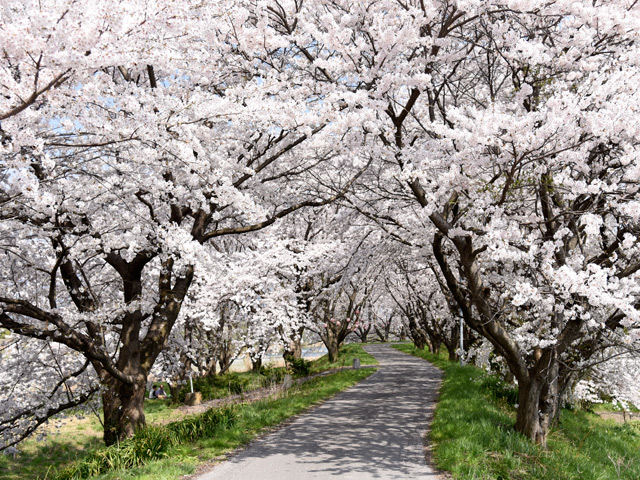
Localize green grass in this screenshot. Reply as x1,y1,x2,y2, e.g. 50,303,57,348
1,369,373,480
310,343,378,373
143,399,179,424
0,399,183,480
52,407,238,480
0,419,104,480
592,402,640,414
172,369,287,404
393,344,640,480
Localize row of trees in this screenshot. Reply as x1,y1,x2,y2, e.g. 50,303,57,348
2,0,640,449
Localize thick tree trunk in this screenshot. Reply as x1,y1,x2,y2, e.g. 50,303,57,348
102,374,147,446
413,336,427,350
99,260,193,446
514,361,561,447
514,379,547,445
430,338,441,355
251,356,262,373
321,326,341,363
217,341,235,375
374,325,389,342
283,337,302,360
327,341,339,363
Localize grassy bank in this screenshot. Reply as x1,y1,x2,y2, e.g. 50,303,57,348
393,344,640,480
310,343,378,373
1,362,373,480
173,369,286,403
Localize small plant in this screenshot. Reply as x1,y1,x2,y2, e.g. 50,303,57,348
53,429,172,480
259,365,285,383
479,374,519,406
226,375,246,394
287,357,311,377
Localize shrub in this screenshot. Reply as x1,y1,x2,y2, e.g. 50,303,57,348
479,374,519,406
287,358,311,377
53,427,174,479
259,365,285,383
176,375,238,402
174,368,292,404
226,374,246,394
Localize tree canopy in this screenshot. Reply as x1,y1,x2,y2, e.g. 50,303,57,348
2,0,640,448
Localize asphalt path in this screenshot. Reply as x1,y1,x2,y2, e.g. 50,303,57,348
197,343,444,480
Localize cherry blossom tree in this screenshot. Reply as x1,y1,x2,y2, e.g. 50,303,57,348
572,351,640,413
3,0,640,451
352,312,373,343
258,0,640,444
0,333,100,450
307,233,385,361
0,0,364,447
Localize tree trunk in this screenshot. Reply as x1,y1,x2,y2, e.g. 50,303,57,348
166,382,178,401
374,325,389,342
327,341,339,363
447,347,458,362
515,379,547,446
398,327,407,341
514,358,561,447
408,316,427,350
283,337,302,360
218,343,235,375
251,356,262,373
321,325,341,363
413,336,426,350
203,355,218,377
102,375,147,446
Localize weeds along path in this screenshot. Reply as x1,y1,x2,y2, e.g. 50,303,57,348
196,344,444,480
177,366,376,417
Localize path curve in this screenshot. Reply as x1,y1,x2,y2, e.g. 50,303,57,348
196,344,444,480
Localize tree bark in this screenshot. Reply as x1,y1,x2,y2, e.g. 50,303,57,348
447,347,457,362
408,316,427,350
374,324,390,342
327,341,339,363
218,356,233,375
283,336,303,361
102,374,147,446
321,322,342,363
356,326,371,343
413,336,427,350
251,356,262,373
514,378,548,445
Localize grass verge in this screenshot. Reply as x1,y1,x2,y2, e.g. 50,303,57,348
310,343,378,373
173,369,287,404
393,344,640,480
1,368,373,480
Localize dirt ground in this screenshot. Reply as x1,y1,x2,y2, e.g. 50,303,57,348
595,411,640,424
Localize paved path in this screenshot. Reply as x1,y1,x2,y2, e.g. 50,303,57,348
196,344,444,480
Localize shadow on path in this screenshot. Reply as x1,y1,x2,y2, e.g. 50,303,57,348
198,344,443,480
